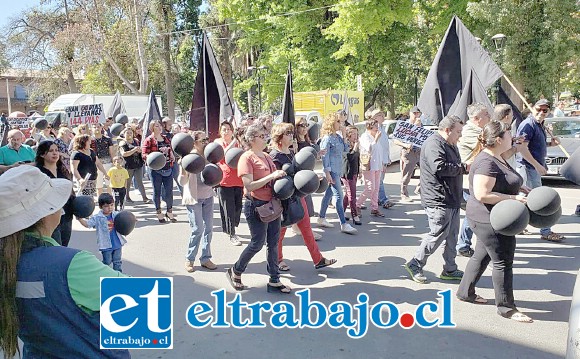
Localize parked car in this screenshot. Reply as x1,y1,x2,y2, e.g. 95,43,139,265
543,117,580,178
354,120,402,163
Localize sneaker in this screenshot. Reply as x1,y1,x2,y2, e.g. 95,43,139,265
575,205,580,216
401,195,412,202
440,269,464,280
317,217,334,228
230,235,242,246
201,260,218,270
353,216,362,225
312,231,322,240
458,248,474,257
404,263,427,283
340,223,357,234
359,204,367,210
291,224,302,236
185,260,195,273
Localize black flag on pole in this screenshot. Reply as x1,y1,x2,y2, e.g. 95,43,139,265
497,85,524,129
107,90,127,119
447,69,494,122
281,62,295,125
418,16,503,124
189,32,233,141
141,89,163,144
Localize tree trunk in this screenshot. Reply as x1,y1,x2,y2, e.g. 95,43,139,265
66,68,78,93
133,0,148,93
161,0,175,119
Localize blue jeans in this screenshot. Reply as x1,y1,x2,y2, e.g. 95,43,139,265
149,168,174,211
101,248,123,272
185,197,214,264
410,207,459,273
378,170,390,204
171,162,183,196
522,166,551,236
234,199,281,281
457,191,473,251
319,171,346,224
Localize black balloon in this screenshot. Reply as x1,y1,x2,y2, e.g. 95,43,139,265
308,121,320,142
182,153,205,174
561,147,580,185
529,207,562,228
147,152,167,171
72,196,96,218
282,162,295,176
204,142,225,164
110,123,124,137
116,114,129,125
225,147,244,169
293,149,316,171
316,175,328,193
273,176,295,200
490,199,530,236
114,211,137,236
526,186,561,216
293,170,319,195
33,118,48,130
301,145,318,157
171,133,194,158
200,163,223,187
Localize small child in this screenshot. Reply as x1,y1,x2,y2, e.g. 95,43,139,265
107,156,129,211
77,193,127,272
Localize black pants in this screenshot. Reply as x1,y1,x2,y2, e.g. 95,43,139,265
457,219,517,317
217,186,243,236
113,187,127,211
52,214,73,247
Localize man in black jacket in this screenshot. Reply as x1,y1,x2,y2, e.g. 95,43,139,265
404,115,467,283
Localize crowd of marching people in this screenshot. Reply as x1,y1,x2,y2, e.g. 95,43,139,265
0,97,575,357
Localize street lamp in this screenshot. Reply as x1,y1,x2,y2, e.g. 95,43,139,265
248,65,268,113
491,33,507,104
413,67,420,106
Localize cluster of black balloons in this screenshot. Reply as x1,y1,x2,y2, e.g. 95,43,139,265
490,186,562,236
272,147,328,200
72,196,136,235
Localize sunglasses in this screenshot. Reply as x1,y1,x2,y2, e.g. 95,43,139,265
254,134,266,139
284,131,294,136
198,138,209,143
536,108,549,113
297,123,308,128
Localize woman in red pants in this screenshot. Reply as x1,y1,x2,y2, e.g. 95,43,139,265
269,123,337,272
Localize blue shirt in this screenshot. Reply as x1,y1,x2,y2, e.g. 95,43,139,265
105,214,122,251
516,116,547,169
320,134,349,176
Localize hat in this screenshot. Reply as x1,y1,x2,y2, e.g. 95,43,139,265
0,166,72,238
369,109,385,118
411,106,421,113
534,99,550,107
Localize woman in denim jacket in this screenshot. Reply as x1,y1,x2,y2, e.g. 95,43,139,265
318,113,357,234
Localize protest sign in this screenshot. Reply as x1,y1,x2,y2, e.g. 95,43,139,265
392,121,434,149
7,117,30,130
65,104,105,126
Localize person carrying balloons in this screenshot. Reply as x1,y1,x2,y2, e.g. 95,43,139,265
141,121,177,223
227,123,291,293
269,123,337,272
180,131,218,273
77,193,128,273
214,121,244,246
456,121,533,323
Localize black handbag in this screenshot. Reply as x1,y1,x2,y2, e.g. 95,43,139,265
281,194,305,227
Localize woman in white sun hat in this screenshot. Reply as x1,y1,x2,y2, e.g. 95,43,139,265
0,166,129,358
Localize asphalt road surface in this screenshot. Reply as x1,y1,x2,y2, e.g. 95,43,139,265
7,167,580,358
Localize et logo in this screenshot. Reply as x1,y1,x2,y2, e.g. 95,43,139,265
100,277,173,349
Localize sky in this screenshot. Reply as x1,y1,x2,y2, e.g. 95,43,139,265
0,0,41,29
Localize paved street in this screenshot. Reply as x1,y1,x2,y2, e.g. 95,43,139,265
35,168,580,358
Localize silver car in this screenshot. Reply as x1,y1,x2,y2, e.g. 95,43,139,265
543,117,580,178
